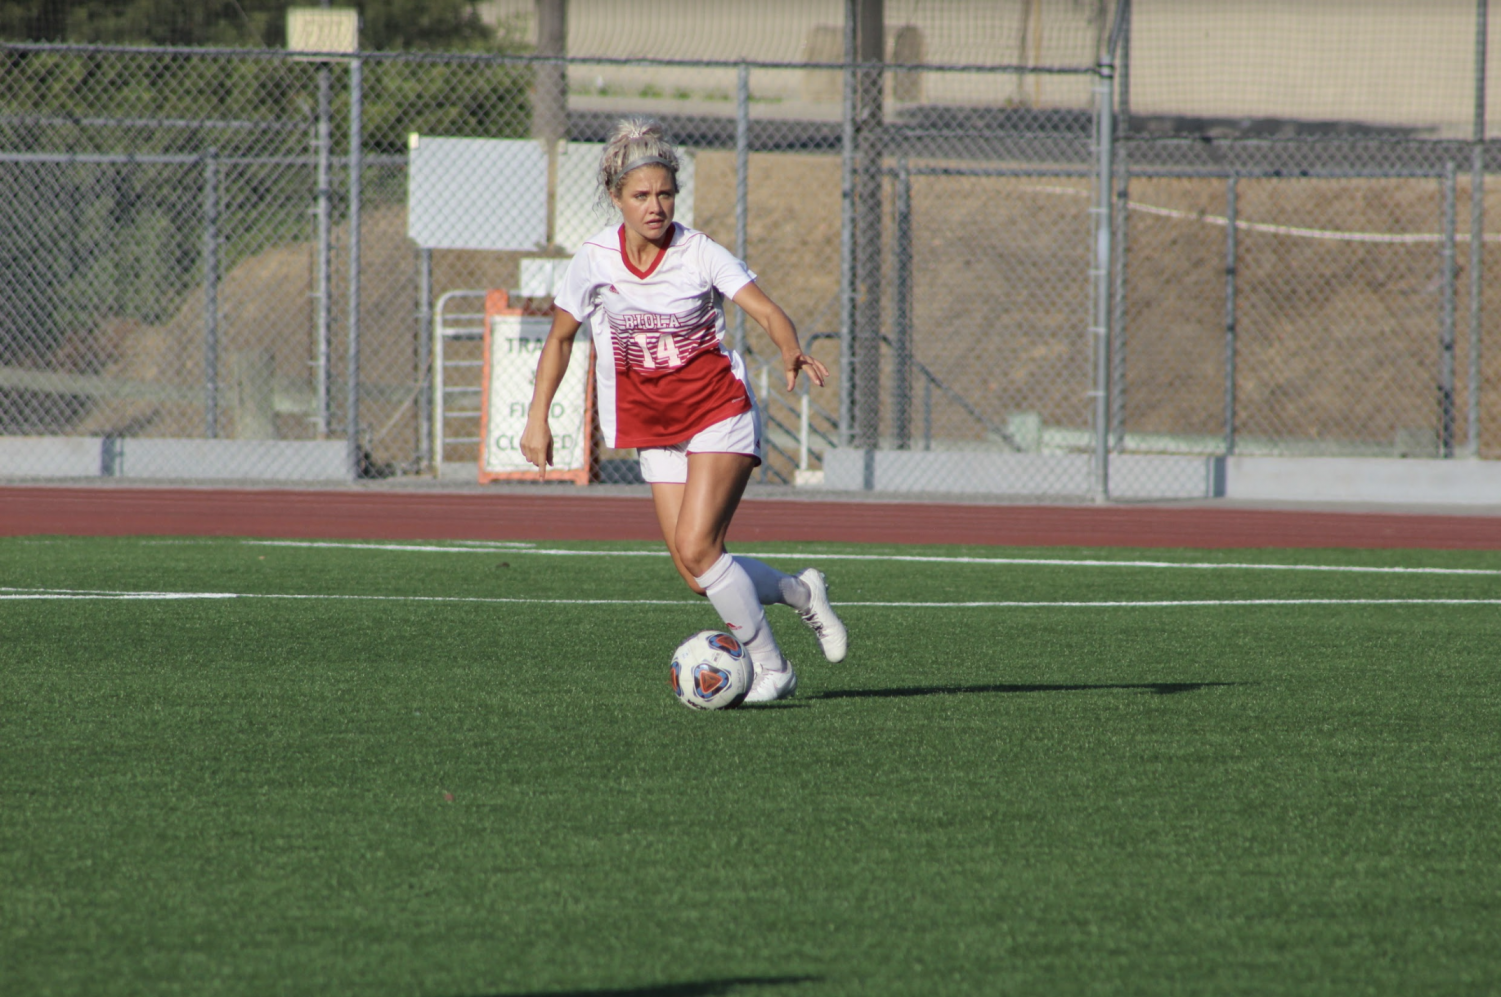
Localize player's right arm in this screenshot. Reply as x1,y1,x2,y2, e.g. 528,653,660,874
520,307,583,476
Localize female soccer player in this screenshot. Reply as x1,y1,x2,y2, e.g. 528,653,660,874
519,118,846,703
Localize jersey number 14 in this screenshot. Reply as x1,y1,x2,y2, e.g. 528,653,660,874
633,331,684,371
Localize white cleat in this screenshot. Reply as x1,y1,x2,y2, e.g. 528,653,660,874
797,568,848,663
744,658,798,704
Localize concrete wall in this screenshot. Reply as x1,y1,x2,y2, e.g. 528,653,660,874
0,438,350,481
819,449,1501,505
822,449,1216,499
482,1,1497,135
1131,0,1498,137
483,0,1105,110
1223,456,1501,505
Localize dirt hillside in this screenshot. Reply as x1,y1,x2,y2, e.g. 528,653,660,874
72,152,1501,468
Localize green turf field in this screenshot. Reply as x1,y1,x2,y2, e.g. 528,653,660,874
3,535,1499,996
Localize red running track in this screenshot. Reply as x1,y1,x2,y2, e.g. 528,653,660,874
4,486,1501,549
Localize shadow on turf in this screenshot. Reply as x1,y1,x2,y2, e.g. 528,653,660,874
812,681,1243,700
477,975,819,997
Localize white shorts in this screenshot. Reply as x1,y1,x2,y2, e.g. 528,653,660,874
637,407,762,484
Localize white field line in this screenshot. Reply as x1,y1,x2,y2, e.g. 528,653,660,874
242,540,1501,578
1032,184,1501,244
2,587,1499,609
448,540,541,548
0,586,684,605
847,599,1501,608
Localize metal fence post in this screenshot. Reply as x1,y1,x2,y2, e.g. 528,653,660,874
1224,173,1239,457
535,0,567,249
838,0,857,449
853,0,884,453
203,146,219,439
892,158,912,449
315,60,332,438
1110,0,1132,453
1468,0,1488,457
346,57,363,478
1089,54,1115,502
922,378,932,451
735,60,749,358
417,246,432,470
1442,160,1458,459
799,380,810,472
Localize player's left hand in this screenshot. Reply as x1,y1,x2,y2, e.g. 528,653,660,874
783,350,829,391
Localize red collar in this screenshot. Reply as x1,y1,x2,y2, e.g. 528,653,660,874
618,223,671,279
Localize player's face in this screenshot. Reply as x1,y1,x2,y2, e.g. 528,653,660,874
613,166,676,244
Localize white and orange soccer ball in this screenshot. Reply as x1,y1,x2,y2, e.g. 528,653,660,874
670,630,753,710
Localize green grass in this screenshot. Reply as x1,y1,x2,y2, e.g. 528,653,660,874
2,536,1499,996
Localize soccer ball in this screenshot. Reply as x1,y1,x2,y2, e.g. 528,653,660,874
670,630,753,710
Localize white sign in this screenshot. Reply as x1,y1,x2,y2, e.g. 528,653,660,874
408,136,548,251
286,7,358,53
407,136,694,253
480,311,591,482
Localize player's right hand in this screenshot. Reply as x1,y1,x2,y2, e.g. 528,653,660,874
519,418,554,477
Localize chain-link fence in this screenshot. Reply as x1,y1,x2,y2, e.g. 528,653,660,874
2,1,1497,500
1107,0,1501,503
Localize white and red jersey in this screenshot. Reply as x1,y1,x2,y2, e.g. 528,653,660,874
553,222,756,449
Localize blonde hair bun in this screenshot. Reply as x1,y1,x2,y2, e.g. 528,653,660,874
599,117,680,200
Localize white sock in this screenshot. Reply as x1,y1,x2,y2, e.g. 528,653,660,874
695,553,785,670
733,555,812,611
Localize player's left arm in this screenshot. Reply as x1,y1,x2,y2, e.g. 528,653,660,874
731,282,829,392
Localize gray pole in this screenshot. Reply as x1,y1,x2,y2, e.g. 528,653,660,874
1468,0,1488,456
1110,0,1131,452
203,146,219,439
347,58,363,478
1089,54,1115,502
315,61,332,437
1224,174,1239,457
534,0,567,250
853,0,884,452
734,61,749,357
838,0,857,448
1442,161,1458,459
892,159,912,449
417,247,433,471
922,377,932,451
